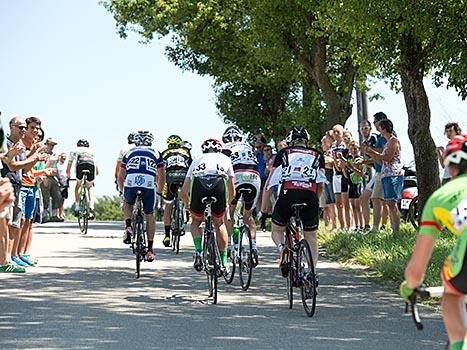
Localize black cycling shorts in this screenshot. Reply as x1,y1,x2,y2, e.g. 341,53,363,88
163,171,187,201
189,176,227,218
348,183,362,199
231,183,258,211
272,189,319,231
442,248,467,295
76,163,95,182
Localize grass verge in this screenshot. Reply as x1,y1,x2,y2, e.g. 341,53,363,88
318,222,455,287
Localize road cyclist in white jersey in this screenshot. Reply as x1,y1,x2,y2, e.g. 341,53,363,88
66,139,99,218
180,138,235,272
221,126,261,265
117,131,165,263
114,132,136,187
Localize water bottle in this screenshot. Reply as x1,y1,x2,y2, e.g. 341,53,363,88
233,226,240,244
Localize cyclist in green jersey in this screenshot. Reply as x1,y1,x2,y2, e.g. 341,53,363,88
400,135,467,350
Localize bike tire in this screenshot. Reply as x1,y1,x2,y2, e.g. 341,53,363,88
78,196,88,234
298,239,317,317
238,225,253,291
408,196,420,230
287,263,293,309
135,222,144,279
210,238,218,304
224,244,236,284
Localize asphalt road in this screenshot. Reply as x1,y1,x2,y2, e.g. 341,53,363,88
0,221,446,349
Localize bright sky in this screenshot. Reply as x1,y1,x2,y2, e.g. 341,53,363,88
1,0,466,201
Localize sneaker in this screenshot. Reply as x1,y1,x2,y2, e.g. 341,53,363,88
0,263,25,273
23,254,38,264
193,252,203,272
11,256,28,267
19,255,35,266
162,235,171,247
123,226,133,244
278,246,289,278
251,248,259,268
145,249,155,262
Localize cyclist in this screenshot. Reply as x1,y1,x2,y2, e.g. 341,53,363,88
161,135,192,247
221,126,261,264
114,132,136,185
66,139,99,219
180,138,235,272
118,131,165,262
266,126,326,277
400,134,467,350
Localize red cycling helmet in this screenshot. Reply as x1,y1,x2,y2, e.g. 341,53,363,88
201,138,223,153
443,134,467,167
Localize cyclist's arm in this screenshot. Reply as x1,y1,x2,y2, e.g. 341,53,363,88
117,167,125,192
180,176,190,207
156,166,165,194
114,161,121,180
95,164,99,176
227,176,235,204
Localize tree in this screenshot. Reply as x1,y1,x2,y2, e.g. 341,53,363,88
328,0,467,208
94,195,124,221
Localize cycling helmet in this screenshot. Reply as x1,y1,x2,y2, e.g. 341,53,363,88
127,132,136,145
134,130,154,147
77,139,89,147
201,138,223,153
286,126,310,144
180,140,192,151
166,134,182,148
443,134,467,167
222,126,243,143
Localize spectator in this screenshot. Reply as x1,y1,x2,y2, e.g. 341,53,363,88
56,153,68,220
320,133,337,230
359,120,378,230
343,130,354,147
365,119,404,237
40,137,63,222
438,122,463,184
258,144,275,230
255,140,266,214
331,124,351,230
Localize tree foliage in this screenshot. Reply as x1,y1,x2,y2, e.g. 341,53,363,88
94,195,124,221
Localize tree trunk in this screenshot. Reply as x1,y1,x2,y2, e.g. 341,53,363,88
399,34,440,211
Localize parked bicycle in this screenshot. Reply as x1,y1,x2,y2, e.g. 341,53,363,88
283,203,317,317
224,188,254,291
201,196,222,304
170,183,186,254
131,190,147,279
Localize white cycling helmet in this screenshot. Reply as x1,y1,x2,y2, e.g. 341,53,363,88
201,138,223,153
222,126,243,143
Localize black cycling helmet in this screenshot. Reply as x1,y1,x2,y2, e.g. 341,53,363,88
77,139,89,147
286,126,310,144
180,140,192,151
127,132,136,145
166,134,182,148
201,138,223,153
222,126,243,143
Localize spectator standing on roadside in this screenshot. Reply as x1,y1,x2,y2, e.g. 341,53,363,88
438,122,463,185
40,137,63,222
56,153,68,220
331,124,351,230
359,120,378,230
255,140,266,215
365,119,404,237
320,132,337,230
258,144,274,230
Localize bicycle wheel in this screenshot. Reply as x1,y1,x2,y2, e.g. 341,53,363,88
238,225,253,291
408,196,420,229
287,259,294,309
299,239,317,317
205,235,218,304
223,244,236,284
78,194,88,235
135,219,144,279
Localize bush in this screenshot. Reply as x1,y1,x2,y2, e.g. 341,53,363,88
94,195,124,221
318,223,455,287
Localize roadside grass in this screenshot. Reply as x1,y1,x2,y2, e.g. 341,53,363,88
318,222,456,287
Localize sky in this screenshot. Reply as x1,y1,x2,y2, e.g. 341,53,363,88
1,0,466,202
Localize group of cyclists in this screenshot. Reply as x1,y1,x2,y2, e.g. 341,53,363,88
107,124,465,349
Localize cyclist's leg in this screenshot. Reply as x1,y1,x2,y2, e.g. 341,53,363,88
188,178,205,269
141,188,156,259
301,191,320,268
122,187,136,244
441,291,466,349
162,201,173,246
74,180,82,213
211,179,229,267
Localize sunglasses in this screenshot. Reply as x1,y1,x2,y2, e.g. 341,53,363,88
360,127,370,130
12,125,27,130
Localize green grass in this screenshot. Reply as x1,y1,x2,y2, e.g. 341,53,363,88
318,222,456,287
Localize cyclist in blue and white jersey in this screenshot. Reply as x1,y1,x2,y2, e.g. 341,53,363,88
222,126,261,264
117,131,165,262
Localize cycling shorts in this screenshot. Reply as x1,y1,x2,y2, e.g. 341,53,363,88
76,162,95,182
272,189,319,231
163,170,187,201
333,174,348,194
189,176,227,218
124,187,155,215
441,234,467,295
231,170,261,211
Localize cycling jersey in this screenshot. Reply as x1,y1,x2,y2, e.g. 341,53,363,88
273,145,326,192
186,153,234,179
419,174,467,294
162,147,192,172
69,147,95,166
222,142,257,171
121,146,164,189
